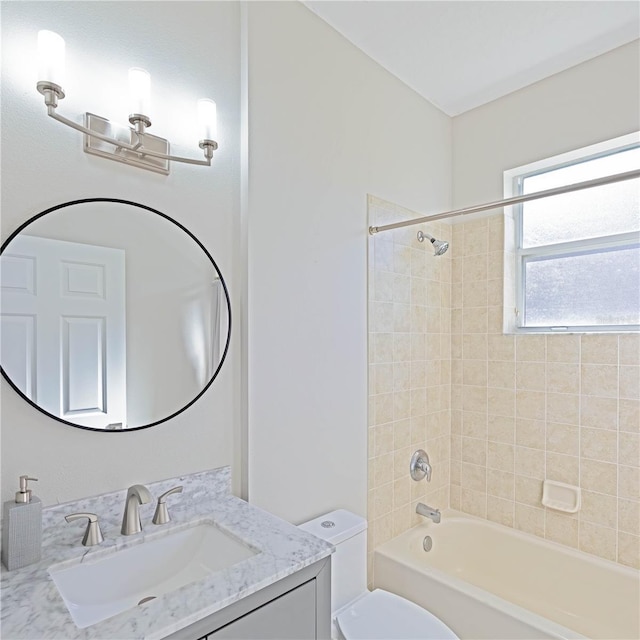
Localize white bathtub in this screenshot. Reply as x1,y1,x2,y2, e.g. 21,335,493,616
374,510,639,640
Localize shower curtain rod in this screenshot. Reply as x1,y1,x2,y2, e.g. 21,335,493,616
368,168,640,235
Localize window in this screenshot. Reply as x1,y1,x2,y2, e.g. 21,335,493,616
504,134,640,332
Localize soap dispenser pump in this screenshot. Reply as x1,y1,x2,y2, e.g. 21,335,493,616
2,475,42,570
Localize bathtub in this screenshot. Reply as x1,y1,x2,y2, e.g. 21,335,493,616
373,510,639,640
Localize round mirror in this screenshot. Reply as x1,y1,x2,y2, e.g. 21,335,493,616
0,198,231,432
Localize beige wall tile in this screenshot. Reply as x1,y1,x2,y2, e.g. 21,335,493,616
487,279,503,307
516,362,546,391
463,223,488,256
617,532,640,569
516,419,545,450
619,334,640,366
546,363,580,394
450,486,461,510
581,427,618,463
393,244,412,276
488,415,515,443
463,360,488,386
372,483,394,520
618,498,640,534
580,395,618,430
581,364,618,398
619,432,640,467
580,490,618,529
393,362,411,391
516,335,546,362
487,469,515,500
581,334,618,365
545,511,579,548
394,420,412,450
373,333,394,364
461,462,487,492
488,360,515,389
547,393,579,425
488,388,516,418
487,441,515,473
488,335,515,361
372,453,394,488
371,301,394,332
461,488,487,518
393,333,411,362
619,399,640,433
546,335,580,363
545,452,579,485
579,521,616,561
515,503,545,537
487,495,514,527
580,459,617,496
461,436,487,466
373,424,394,457
463,254,488,282
462,385,488,412
515,446,545,479
393,274,412,303
463,334,488,360
546,423,579,456
463,280,488,307
619,366,640,400
515,475,542,507
393,391,411,420
619,465,640,500
516,390,546,420
374,393,394,425
393,478,410,510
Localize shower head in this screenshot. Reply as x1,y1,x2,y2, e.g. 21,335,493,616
417,231,449,256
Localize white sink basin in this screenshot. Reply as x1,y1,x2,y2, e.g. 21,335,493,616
49,522,259,629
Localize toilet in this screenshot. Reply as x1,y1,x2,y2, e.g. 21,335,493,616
298,510,458,640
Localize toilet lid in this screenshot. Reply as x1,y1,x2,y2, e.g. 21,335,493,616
335,589,459,640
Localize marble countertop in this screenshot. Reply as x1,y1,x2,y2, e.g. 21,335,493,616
0,467,333,640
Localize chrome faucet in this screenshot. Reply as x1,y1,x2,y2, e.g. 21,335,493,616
416,502,441,523
121,484,152,535
410,449,433,482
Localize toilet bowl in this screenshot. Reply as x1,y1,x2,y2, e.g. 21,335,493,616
298,510,458,640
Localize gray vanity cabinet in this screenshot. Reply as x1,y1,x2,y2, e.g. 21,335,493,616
163,558,331,640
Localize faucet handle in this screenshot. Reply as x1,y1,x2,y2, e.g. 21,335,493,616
152,485,183,525
410,449,433,482
65,512,104,546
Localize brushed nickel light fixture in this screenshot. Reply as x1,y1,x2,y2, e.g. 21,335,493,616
35,30,218,175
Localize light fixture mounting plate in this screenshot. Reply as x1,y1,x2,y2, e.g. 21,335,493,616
83,113,170,175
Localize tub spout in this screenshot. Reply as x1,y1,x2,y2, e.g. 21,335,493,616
416,502,441,524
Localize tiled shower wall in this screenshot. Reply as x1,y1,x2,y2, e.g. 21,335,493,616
450,213,640,569
367,196,451,581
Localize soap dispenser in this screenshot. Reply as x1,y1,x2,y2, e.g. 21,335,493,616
1,476,42,570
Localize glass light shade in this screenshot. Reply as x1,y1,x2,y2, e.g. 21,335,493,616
37,30,65,87
197,99,217,141
128,68,151,116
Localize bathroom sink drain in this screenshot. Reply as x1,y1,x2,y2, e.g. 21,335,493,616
138,596,157,606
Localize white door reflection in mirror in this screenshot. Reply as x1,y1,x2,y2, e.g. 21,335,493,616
1,235,126,429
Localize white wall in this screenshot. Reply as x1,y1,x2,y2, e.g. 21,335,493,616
1,1,241,505
246,2,452,523
452,40,640,208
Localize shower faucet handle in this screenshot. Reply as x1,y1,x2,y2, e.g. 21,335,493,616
410,449,432,482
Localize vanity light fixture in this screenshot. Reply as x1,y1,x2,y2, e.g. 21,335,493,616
36,30,218,175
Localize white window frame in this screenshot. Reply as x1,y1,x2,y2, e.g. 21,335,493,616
504,132,640,334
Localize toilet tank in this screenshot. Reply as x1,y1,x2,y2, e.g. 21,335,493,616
298,509,367,613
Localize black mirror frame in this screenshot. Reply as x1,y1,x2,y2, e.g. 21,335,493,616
0,197,232,433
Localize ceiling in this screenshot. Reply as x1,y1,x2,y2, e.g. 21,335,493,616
302,1,640,116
